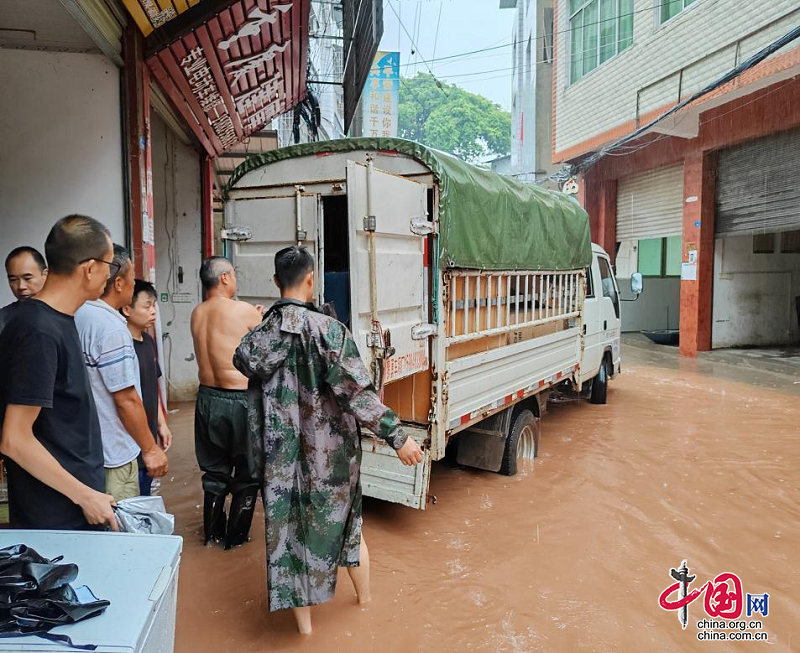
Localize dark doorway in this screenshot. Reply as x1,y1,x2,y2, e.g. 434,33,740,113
322,195,350,327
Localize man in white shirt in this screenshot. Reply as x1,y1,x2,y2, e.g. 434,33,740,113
75,245,168,500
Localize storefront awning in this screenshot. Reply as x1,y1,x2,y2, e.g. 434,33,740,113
123,0,309,157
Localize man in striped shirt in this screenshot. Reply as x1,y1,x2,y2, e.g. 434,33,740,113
75,245,168,501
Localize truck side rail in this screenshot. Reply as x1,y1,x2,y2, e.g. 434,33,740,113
445,327,581,433
445,269,585,345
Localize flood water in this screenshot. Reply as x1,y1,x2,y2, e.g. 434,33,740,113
162,350,800,652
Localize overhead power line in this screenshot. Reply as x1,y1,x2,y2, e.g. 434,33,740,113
430,34,638,83
387,0,447,96
395,0,698,71
431,1,443,65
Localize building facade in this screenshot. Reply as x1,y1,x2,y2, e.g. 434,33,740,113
501,0,557,184
552,0,800,356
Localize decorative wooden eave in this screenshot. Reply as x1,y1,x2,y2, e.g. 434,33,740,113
122,0,309,157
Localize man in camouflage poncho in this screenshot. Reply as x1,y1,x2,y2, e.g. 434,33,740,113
233,246,423,634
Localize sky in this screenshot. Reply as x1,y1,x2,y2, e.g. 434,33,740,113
379,0,516,111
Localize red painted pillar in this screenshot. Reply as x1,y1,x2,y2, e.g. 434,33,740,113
578,172,598,236
679,149,716,357
122,22,155,281
201,156,214,258
578,173,617,262
597,180,617,263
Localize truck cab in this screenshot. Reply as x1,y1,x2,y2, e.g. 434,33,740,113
580,244,623,404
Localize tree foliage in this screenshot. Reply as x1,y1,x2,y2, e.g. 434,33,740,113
398,73,510,163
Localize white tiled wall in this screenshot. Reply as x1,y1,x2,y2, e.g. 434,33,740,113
554,0,800,155
0,49,125,307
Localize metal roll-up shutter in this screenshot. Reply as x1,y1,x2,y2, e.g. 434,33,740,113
716,128,800,236
616,164,684,241
59,0,125,65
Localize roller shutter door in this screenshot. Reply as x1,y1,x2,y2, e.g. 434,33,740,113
716,128,800,236
616,164,684,241
59,0,124,64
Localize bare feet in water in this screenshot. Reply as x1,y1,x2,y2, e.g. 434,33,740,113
292,607,312,635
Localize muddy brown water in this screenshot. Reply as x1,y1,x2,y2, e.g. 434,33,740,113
161,354,799,652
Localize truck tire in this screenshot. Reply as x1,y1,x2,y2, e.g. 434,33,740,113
499,409,538,476
590,357,609,405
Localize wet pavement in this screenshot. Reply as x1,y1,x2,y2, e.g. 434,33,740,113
161,345,800,652
625,333,800,396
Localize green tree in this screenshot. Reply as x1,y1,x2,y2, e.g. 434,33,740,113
398,73,510,162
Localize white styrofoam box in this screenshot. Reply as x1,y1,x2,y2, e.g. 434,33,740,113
0,531,182,653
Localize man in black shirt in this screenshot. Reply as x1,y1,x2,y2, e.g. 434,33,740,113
0,215,118,530
0,246,48,338
121,279,173,495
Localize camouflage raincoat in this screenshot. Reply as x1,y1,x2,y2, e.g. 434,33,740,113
233,301,407,611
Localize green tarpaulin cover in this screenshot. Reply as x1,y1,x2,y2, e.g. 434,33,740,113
224,137,592,271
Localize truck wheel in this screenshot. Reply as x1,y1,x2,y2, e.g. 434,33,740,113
499,410,539,476
590,358,609,405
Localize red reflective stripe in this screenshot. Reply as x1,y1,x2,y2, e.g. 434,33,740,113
504,394,513,405
460,414,471,425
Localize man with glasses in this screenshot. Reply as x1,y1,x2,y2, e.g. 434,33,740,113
75,245,168,501
0,215,119,530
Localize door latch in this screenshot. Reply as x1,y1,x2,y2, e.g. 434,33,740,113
367,329,395,358
363,215,376,232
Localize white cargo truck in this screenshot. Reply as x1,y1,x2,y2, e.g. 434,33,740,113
222,138,640,510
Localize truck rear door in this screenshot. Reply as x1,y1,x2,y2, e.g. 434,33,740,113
345,160,429,384
346,160,432,510
224,192,321,305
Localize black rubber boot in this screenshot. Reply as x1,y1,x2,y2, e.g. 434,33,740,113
224,487,258,550
203,492,227,545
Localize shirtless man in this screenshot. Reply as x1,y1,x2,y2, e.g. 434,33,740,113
190,256,263,548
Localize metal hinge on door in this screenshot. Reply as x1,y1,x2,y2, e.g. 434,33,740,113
411,323,437,340
220,226,253,241
410,218,436,236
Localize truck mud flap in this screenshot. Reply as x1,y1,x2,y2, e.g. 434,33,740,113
360,427,431,510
